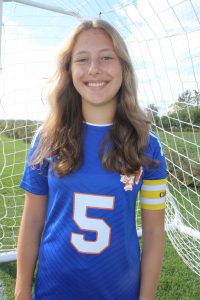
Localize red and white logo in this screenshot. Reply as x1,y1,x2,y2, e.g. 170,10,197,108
120,167,143,191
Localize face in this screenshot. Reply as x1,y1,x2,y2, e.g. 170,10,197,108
71,29,122,113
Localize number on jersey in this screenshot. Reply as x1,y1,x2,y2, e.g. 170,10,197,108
71,193,115,254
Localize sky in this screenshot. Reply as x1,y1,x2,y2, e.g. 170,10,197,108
0,0,200,120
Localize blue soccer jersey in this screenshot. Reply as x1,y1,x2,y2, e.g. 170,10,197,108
20,123,167,300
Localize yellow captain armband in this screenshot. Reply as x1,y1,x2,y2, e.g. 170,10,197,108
139,178,167,210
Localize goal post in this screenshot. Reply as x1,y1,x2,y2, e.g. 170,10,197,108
0,0,199,277
0,0,3,69
3,0,81,18
0,0,82,263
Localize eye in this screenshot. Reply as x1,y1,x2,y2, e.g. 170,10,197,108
75,58,88,63
101,56,113,61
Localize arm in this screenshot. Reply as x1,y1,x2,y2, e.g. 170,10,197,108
15,192,48,300
139,209,165,300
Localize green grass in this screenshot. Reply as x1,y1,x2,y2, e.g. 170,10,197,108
0,135,28,252
0,132,200,299
156,236,200,299
157,130,200,230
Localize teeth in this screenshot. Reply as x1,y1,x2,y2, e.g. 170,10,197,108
87,82,106,87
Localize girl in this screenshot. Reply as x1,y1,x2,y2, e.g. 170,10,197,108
15,19,166,300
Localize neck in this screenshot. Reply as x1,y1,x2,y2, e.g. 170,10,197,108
82,102,116,125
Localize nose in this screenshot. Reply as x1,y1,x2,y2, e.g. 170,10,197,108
88,59,101,75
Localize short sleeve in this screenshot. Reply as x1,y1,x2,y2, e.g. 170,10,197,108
19,128,49,195
140,132,167,210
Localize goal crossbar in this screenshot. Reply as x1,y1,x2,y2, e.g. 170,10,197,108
3,0,81,18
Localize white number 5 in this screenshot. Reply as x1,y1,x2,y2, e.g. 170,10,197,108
70,193,115,254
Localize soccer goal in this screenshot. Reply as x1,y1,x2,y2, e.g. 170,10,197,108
0,0,199,277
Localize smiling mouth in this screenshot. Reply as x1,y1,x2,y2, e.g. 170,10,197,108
84,81,109,87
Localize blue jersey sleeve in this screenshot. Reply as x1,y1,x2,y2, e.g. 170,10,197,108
19,128,49,195
140,132,167,210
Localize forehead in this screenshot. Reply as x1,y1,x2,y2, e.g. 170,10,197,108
72,29,114,54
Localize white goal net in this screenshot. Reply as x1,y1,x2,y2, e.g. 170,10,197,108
0,0,199,276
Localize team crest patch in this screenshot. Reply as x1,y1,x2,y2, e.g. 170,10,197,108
120,167,143,191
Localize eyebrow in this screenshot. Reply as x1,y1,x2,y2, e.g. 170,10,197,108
74,48,115,56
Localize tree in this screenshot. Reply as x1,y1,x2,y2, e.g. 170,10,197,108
168,90,200,128
146,103,161,127
192,90,200,107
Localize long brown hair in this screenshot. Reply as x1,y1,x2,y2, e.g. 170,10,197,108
31,19,155,176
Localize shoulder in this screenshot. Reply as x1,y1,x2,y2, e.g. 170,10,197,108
30,126,43,149
142,131,166,180
145,131,164,158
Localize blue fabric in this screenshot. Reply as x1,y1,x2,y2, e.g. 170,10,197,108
20,124,166,300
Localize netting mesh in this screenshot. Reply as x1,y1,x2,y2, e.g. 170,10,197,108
0,0,200,275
